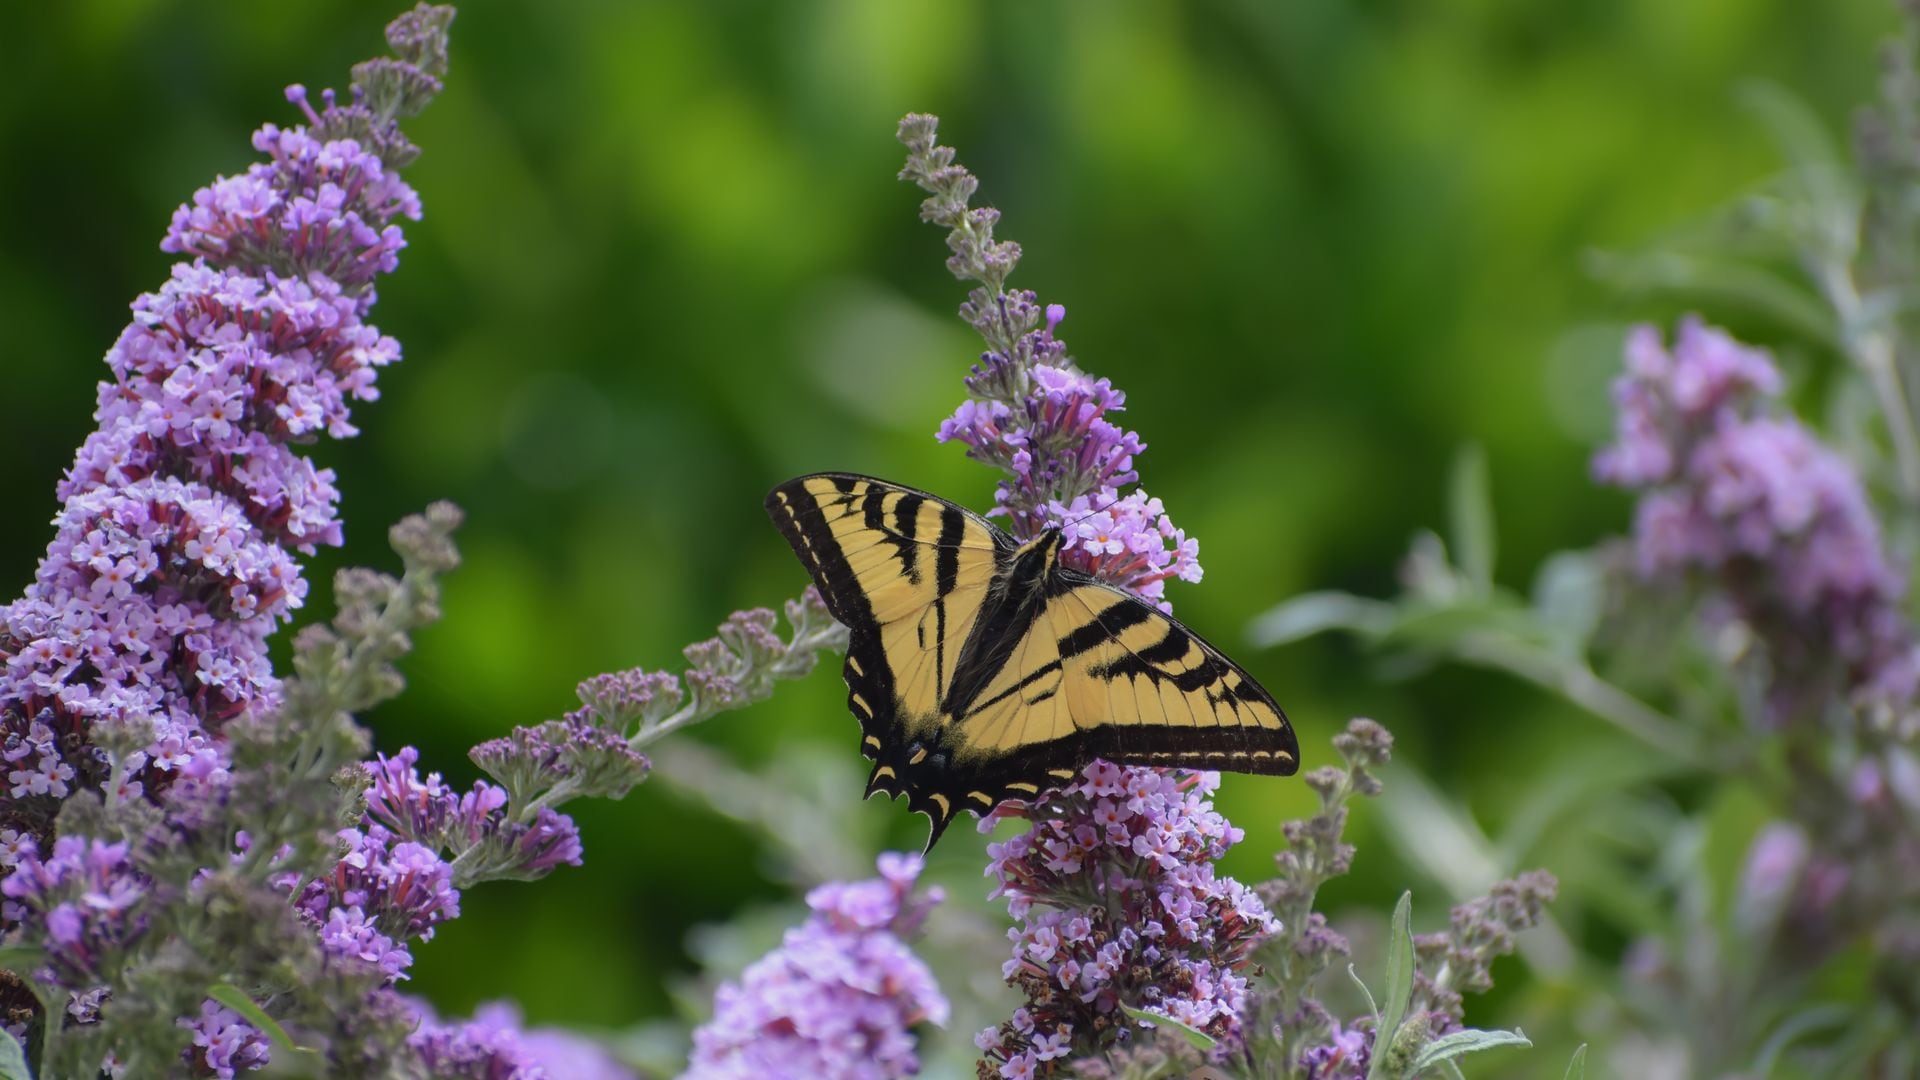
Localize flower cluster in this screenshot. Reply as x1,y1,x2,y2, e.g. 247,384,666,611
0,837,146,988
685,853,949,1079
1248,720,1392,1073
291,823,461,981
162,127,419,299
1408,871,1559,1031
973,765,1274,1077
407,999,635,1080
901,114,1201,607
180,1002,273,1079
1594,317,1920,714
371,738,590,890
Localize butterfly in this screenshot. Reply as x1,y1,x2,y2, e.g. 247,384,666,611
765,473,1299,849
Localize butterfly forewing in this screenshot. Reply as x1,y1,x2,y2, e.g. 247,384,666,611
765,475,1009,825
1044,580,1297,772
766,472,1297,850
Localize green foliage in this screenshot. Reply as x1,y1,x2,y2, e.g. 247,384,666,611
0,1028,28,1080
1366,892,1415,1080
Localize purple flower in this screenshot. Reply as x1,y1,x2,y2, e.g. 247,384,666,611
292,824,459,980
684,853,949,1080
1298,1020,1372,1080
974,766,1274,1071
1594,317,1920,716
406,1000,635,1080
162,124,421,301
180,1000,273,1079
0,836,147,983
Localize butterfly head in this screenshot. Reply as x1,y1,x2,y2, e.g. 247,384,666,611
1010,529,1064,589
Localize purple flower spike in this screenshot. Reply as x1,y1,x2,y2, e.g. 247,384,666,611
0,836,148,984
1594,317,1920,717
181,1000,274,1079
406,1000,637,1080
685,853,949,1080
973,764,1274,1072
900,114,1202,609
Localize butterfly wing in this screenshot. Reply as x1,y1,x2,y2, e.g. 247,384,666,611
765,473,1012,838
946,573,1298,806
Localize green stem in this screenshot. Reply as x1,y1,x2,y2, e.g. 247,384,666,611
1819,257,1920,503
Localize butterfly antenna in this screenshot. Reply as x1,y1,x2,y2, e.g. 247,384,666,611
1051,488,1127,535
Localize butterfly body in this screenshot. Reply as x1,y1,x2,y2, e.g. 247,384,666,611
766,473,1298,848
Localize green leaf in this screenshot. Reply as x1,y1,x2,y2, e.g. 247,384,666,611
1366,892,1415,1080
1530,550,1601,654
1448,444,1495,594
1248,591,1396,647
1565,1043,1589,1080
207,984,300,1054
0,1026,28,1080
1750,1006,1848,1075
1374,600,1550,655
1411,1027,1534,1070
1584,249,1838,348
1119,1005,1217,1052
1346,963,1380,1020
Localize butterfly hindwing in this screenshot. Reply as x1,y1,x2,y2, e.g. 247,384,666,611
766,473,1298,850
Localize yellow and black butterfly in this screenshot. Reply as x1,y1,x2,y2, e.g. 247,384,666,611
766,473,1299,849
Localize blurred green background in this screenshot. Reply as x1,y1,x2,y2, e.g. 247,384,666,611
0,0,1901,1072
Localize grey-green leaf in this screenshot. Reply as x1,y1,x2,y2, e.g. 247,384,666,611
1249,591,1397,647
1366,891,1416,1080
1411,1027,1534,1070
207,983,300,1054
1565,1043,1590,1080
1120,1004,1217,1052
1346,963,1381,1021
1448,444,1496,594
0,1026,29,1080
1583,249,1838,348
1531,550,1602,654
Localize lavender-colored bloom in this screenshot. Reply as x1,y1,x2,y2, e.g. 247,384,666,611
1594,317,1920,714
1407,871,1558,1030
291,823,460,982
468,717,652,807
163,126,419,299
180,1001,273,1079
1740,822,1811,922
684,853,949,1080
0,836,146,984
973,765,1273,1073
1298,1020,1372,1080
405,1000,636,1080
